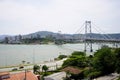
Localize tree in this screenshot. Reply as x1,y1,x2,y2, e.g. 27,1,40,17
62,51,87,68
114,48,120,74
33,65,40,74
92,47,115,75
58,55,67,59
72,51,86,56
42,65,48,74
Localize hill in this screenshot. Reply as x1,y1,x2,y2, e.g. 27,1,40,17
0,31,120,43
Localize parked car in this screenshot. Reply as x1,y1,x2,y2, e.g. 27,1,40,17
12,68,18,71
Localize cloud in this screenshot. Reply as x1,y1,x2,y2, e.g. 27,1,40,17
0,0,120,35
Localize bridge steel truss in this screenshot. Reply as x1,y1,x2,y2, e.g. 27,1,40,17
84,21,120,52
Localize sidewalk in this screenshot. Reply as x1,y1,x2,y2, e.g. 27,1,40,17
0,58,67,72
95,73,119,80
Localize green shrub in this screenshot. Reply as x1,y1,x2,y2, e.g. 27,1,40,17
117,77,120,80
58,55,67,59
72,51,86,56
87,71,101,79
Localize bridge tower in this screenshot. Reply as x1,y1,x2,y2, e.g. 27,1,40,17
84,21,93,52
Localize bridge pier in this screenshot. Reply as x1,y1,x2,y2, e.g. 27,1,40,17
84,21,93,52
84,42,93,52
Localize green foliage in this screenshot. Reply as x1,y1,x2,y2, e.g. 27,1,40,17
62,58,77,67
115,48,120,58
117,77,120,80
62,51,87,68
93,47,115,75
72,51,86,56
58,55,67,59
42,65,48,72
87,71,101,79
33,65,40,74
22,36,55,44
83,68,102,79
41,71,53,76
42,65,49,76
114,48,120,73
62,47,120,79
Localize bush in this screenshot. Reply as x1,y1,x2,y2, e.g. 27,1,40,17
72,51,86,56
62,51,87,68
93,47,115,75
42,65,48,72
87,71,101,79
58,55,67,59
33,65,40,74
62,55,87,68
114,48,120,74
62,48,120,79
117,77,120,80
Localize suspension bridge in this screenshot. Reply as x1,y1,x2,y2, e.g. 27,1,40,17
57,21,120,52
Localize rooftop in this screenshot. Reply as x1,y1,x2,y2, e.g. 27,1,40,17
62,66,81,74
1,71,38,80
0,72,10,76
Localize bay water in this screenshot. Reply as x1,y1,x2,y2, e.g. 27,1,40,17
0,43,104,67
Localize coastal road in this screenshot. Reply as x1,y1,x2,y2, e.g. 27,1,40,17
95,73,119,80
0,58,67,72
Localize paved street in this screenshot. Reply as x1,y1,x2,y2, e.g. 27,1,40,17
95,73,119,80
0,58,67,73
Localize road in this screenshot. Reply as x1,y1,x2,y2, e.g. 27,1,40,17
0,58,67,73
95,73,119,80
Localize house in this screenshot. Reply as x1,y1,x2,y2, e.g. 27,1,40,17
62,66,83,79
0,72,10,80
62,66,81,74
44,72,66,80
0,71,39,80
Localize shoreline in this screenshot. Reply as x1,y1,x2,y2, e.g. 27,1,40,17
0,59,59,69
0,58,67,72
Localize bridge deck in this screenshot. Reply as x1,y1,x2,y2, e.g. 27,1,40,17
85,38,120,43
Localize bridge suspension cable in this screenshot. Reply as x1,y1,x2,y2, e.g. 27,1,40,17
73,21,120,52
92,23,113,39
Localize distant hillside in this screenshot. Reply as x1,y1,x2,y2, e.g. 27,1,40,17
0,35,10,41
108,34,120,39
22,31,57,39
0,31,120,41
81,33,120,39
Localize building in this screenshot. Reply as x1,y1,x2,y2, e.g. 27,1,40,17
62,66,81,74
0,71,39,80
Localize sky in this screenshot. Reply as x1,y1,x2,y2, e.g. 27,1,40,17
0,0,120,35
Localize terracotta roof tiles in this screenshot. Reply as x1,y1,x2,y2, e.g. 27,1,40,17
3,71,38,80
62,66,81,74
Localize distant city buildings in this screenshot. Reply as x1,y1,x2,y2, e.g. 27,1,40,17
1,31,120,44
4,35,22,44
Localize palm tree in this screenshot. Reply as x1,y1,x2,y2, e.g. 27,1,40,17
42,65,48,75
33,65,40,74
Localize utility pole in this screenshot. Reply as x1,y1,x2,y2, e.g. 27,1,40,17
84,21,93,52
24,69,27,80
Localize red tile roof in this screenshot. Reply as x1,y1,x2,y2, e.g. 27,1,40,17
3,71,38,80
0,72,10,76
62,66,81,74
